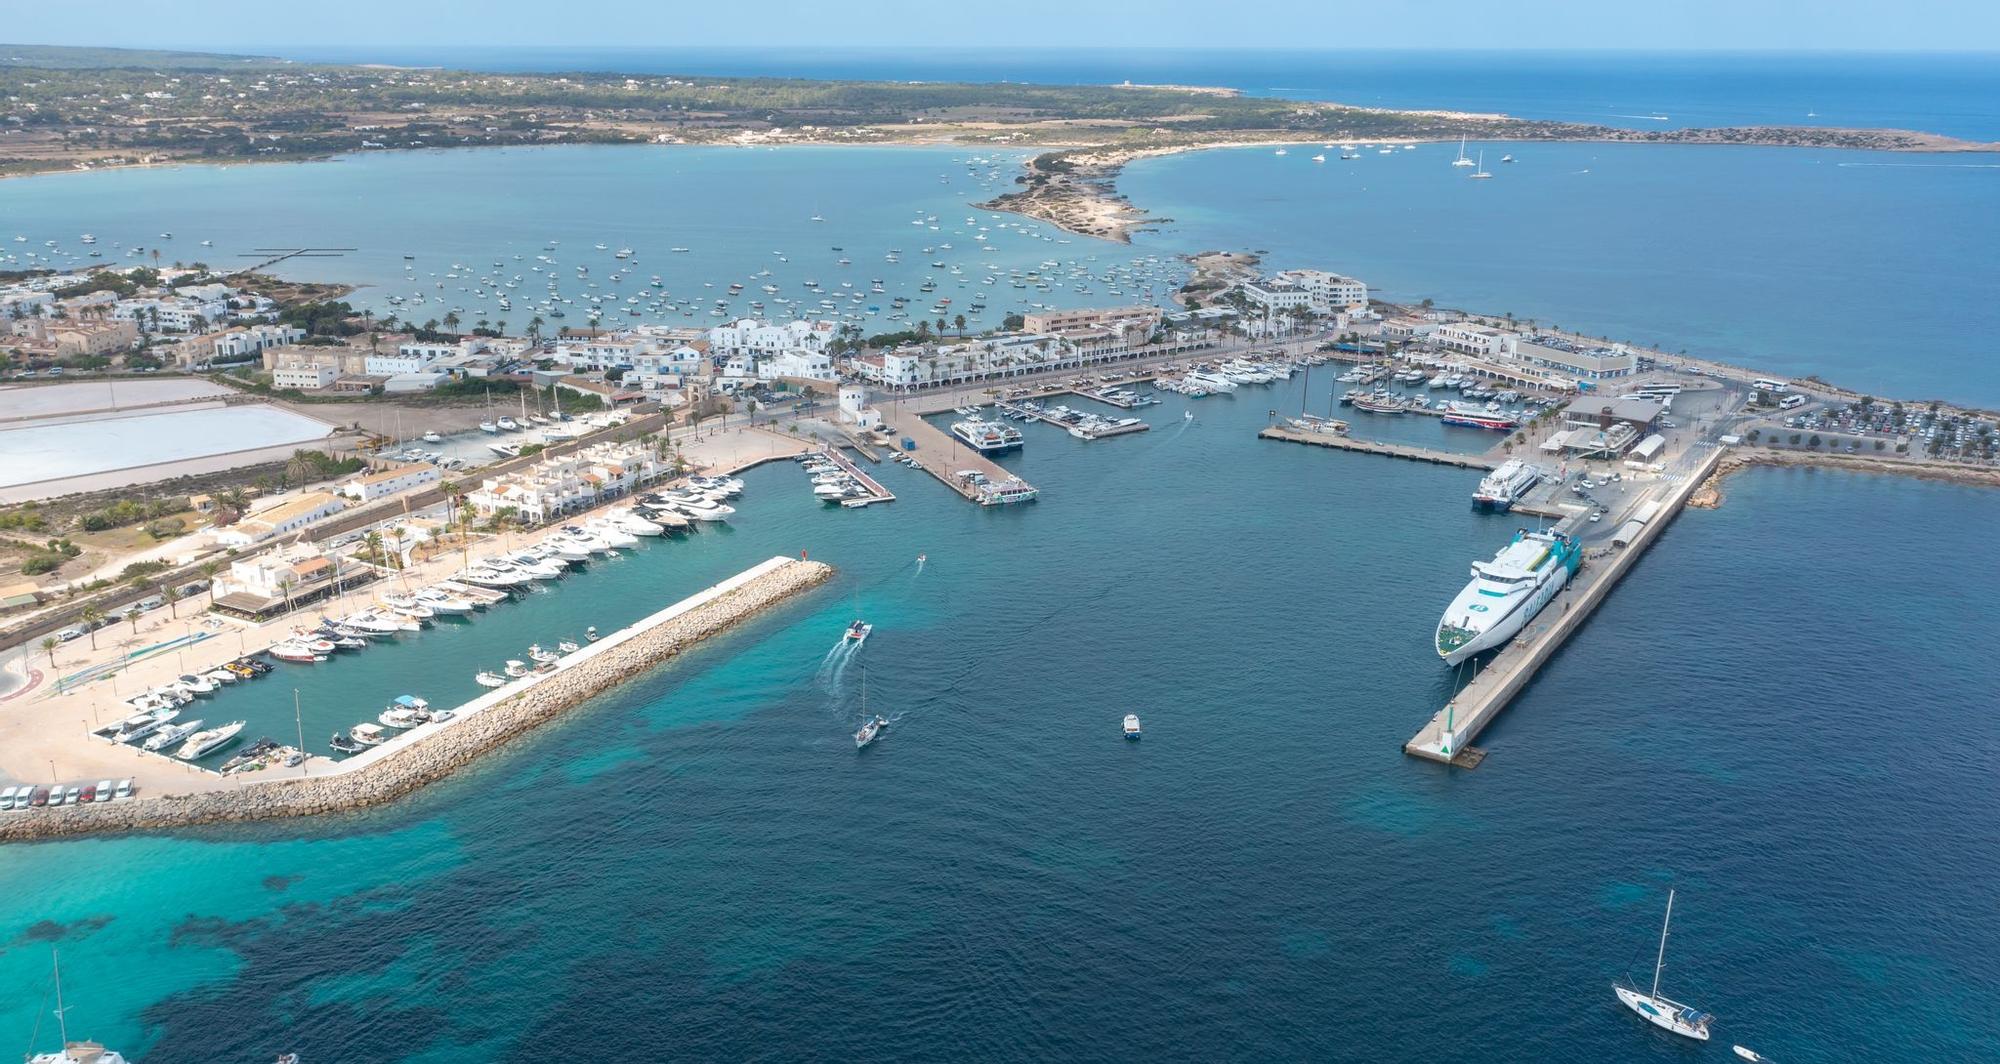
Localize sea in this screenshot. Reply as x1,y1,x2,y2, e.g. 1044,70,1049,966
1,51,1997,1062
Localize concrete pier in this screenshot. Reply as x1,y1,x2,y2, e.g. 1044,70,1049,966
819,446,896,507
1258,425,1500,470
1405,444,1727,765
993,399,1151,441
890,414,1037,506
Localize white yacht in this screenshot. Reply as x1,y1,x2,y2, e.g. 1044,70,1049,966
1123,714,1142,739
1615,890,1713,1041
1471,459,1544,513
1434,530,1580,665
175,720,246,760
1184,371,1239,393
143,718,203,752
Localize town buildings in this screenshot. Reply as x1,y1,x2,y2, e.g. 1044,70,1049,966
212,491,348,547
464,441,665,525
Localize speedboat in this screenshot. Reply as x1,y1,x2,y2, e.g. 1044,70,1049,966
416,588,477,614
329,731,365,754
421,431,444,443
112,707,178,744
174,673,216,696
854,715,888,749
587,520,639,548
479,420,499,434
844,620,872,646
176,720,246,760
1123,714,1142,739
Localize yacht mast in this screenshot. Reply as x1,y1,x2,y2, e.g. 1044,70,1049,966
53,948,70,1051
1652,889,1675,1001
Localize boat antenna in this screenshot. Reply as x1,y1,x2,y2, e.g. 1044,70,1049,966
1652,889,1675,1001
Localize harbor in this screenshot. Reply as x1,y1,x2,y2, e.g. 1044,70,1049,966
0,555,831,840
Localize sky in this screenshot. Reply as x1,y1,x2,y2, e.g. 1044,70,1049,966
8,0,2000,53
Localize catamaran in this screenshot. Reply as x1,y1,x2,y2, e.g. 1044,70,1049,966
1452,137,1476,167
1434,530,1580,665
1614,889,1713,1041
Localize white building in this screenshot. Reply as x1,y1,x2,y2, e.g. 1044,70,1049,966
272,364,337,390
200,324,303,366
1274,269,1369,312
1435,323,1517,359
366,340,461,376
465,441,665,525
761,350,835,382
1240,278,1312,315
706,318,837,359
343,461,440,503
213,491,347,547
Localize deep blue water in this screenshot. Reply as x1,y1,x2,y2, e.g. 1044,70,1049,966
3,383,1998,1062
274,47,2000,141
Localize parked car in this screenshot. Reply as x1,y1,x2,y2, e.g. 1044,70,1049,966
78,783,97,803
114,779,135,800
94,779,114,802
29,787,50,808
0,786,20,810
56,625,88,642
61,786,82,805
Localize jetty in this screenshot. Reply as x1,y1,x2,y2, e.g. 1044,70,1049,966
891,414,1038,506
994,399,1151,441
1258,425,1500,470
0,556,832,841
1404,444,1728,766
819,446,895,507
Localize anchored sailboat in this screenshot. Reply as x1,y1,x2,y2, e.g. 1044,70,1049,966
1614,889,1713,1041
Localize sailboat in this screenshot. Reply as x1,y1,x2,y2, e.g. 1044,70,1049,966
1614,889,1713,1041
1469,152,1493,180
853,668,888,750
28,950,132,1064
1452,136,1476,168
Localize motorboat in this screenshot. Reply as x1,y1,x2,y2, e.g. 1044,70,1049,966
349,723,391,746
112,707,178,744
1124,714,1143,739
415,588,478,614
379,705,427,729
329,732,365,754
587,519,639,548
175,720,246,760
502,659,531,678
475,670,509,688
612,510,664,536
267,641,324,664
528,643,560,664
844,620,872,646
173,673,217,696
143,718,203,752
557,639,582,655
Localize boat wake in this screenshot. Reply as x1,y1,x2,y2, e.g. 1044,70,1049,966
817,637,859,690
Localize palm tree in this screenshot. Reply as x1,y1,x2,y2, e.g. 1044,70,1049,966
443,311,462,332
80,605,103,650
277,575,297,615
161,585,180,619
40,636,58,669
439,479,460,527
362,530,385,568
387,525,408,569
953,314,967,335
527,316,544,344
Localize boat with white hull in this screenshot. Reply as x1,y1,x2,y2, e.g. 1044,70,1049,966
1434,530,1580,665
1472,459,1544,512
1614,889,1713,1041
950,417,1024,453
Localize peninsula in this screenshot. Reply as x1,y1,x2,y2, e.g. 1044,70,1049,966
2,44,1993,243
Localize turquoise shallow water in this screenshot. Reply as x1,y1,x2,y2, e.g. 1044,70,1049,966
2,382,1997,1061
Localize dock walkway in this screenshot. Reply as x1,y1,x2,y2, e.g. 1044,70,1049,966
893,414,1037,506
1258,425,1499,470
1405,444,1728,765
820,446,895,507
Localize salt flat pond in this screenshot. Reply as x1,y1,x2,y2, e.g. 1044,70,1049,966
0,404,335,488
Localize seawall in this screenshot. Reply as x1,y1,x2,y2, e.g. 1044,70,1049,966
0,556,833,842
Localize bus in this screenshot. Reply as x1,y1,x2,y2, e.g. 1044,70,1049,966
1779,393,1808,410
1752,377,1791,393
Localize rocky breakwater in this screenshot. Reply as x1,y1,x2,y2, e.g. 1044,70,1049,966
0,557,833,843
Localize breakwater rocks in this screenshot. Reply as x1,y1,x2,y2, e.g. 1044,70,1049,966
1688,449,2000,509
1,558,832,843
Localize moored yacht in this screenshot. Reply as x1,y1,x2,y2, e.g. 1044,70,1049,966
1434,530,1580,665
175,720,246,760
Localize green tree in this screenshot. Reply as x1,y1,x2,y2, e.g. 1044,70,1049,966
161,584,180,619
40,636,58,670
80,605,103,650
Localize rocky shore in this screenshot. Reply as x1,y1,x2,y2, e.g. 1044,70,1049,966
1687,449,2000,509
0,557,833,843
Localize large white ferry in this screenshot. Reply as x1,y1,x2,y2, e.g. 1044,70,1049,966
950,417,1024,453
1471,459,1544,512
1434,530,1580,665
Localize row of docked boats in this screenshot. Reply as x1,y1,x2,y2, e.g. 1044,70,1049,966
1155,356,1303,397
329,694,449,754
797,453,876,503
101,658,279,762
474,637,585,688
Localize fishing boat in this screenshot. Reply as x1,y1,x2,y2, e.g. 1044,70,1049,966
175,720,246,760
528,643,560,664
1614,889,1713,1041
1123,713,1142,739
379,695,431,728
503,659,531,678
475,670,509,688
350,723,390,746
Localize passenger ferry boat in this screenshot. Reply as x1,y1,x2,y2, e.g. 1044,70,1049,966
1434,530,1580,665
1439,402,1520,431
1471,459,1543,512
950,417,1024,453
